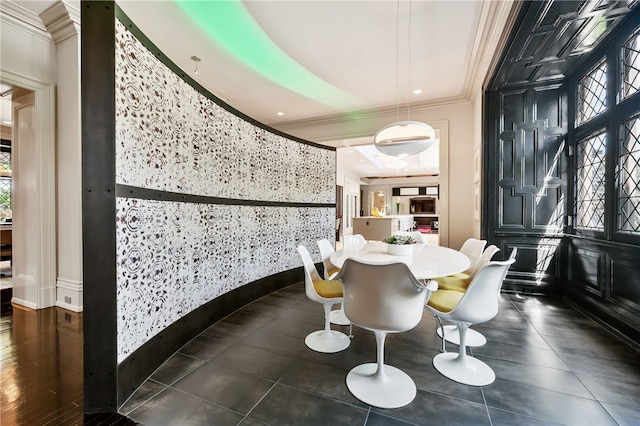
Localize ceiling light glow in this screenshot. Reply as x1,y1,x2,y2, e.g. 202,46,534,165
176,0,359,108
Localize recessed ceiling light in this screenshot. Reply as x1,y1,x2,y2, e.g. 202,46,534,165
276,112,284,116
413,89,423,95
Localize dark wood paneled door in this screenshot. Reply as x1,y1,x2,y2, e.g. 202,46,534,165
484,84,567,295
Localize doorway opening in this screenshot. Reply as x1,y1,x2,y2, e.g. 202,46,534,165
336,123,447,247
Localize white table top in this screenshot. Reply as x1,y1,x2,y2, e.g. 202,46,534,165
330,242,470,280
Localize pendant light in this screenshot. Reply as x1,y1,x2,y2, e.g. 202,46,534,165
374,0,435,157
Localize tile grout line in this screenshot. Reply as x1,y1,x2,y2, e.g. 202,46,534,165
479,385,493,426
240,379,281,425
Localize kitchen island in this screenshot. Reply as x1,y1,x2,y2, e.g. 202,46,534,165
352,215,414,241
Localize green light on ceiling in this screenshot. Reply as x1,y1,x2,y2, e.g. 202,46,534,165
176,0,359,109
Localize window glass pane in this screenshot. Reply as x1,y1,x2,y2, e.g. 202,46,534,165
620,26,640,101
617,114,640,234
578,59,607,124
576,130,606,230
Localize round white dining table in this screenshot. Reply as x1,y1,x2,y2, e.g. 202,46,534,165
330,242,470,281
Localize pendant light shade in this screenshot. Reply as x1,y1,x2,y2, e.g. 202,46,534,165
373,1,435,157
374,120,436,157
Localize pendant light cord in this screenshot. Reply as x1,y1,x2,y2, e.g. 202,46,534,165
395,0,413,122
374,0,435,157
395,0,400,124
407,0,412,121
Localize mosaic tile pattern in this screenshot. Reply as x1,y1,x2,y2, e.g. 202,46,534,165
116,199,333,362
114,20,335,203
114,20,336,361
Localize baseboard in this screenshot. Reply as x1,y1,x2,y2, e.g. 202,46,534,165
116,267,302,407
565,296,640,352
56,299,83,312
56,278,83,312
11,273,38,309
11,296,37,310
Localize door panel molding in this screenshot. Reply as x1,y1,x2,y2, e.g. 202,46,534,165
3,80,57,310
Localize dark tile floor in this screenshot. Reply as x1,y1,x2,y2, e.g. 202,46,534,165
120,283,640,426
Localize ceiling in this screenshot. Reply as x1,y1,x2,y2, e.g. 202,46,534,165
489,0,639,90
116,0,486,125
2,0,511,178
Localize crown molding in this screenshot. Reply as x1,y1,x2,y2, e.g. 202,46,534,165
462,0,522,98
271,95,468,143
480,1,524,92
0,0,52,43
41,1,80,44
274,95,468,129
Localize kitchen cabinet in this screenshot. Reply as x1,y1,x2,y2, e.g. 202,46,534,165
352,215,414,241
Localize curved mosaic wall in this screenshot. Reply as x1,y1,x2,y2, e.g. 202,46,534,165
114,20,335,362
115,22,334,204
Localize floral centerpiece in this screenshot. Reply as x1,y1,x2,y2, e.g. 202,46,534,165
383,234,417,255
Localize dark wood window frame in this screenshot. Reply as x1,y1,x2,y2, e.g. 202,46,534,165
568,20,640,247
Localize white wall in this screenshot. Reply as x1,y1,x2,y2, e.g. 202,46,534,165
336,160,363,191
1,4,56,310
1,0,81,310
0,8,56,85
471,88,483,239
54,15,83,311
381,103,475,250
430,103,475,250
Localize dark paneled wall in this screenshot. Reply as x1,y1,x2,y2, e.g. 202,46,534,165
485,0,640,348
566,238,640,346
563,6,640,347
484,84,568,295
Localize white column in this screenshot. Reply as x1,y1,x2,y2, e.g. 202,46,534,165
43,2,83,312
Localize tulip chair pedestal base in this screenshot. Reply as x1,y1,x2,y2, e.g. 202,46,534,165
433,352,495,386
305,330,350,353
437,325,487,347
329,306,350,326
346,363,417,409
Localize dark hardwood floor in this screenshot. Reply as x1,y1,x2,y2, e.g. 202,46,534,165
0,305,137,426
